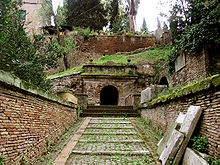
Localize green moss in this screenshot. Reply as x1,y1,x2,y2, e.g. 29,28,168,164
47,67,84,79
211,74,220,87
0,71,73,107
148,74,219,106
92,46,172,65
81,72,138,76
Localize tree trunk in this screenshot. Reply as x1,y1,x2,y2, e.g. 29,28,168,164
129,15,135,31
54,16,69,70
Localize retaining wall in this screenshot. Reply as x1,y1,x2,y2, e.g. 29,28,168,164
0,71,77,164
141,75,220,157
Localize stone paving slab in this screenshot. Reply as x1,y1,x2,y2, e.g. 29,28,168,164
60,117,157,164
88,123,134,128
65,154,156,165
86,126,134,129
85,128,135,133
78,140,145,143
89,121,132,124
80,134,142,141
74,142,147,151
82,132,137,135
53,117,91,165
92,118,128,120
71,150,150,155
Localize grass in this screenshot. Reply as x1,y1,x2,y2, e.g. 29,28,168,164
47,67,83,79
135,117,163,144
92,45,172,65
81,72,138,76
47,46,172,78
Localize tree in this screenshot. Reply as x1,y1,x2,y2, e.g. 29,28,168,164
40,0,76,70
108,0,130,32
141,17,148,32
66,0,108,30
126,0,140,31
163,22,168,32
157,17,162,29
0,0,61,90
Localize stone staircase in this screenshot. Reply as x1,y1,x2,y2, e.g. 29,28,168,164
81,105,139,117
65,117,155,164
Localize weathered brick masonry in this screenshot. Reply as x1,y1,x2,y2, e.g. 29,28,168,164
82,35,156,55
0,71,77,164
141,76,220,157
46,35,156,75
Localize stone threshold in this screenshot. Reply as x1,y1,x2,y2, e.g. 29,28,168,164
78,140,144,143
71,150,150,155
86,126,134,129
89,121,132,124
82,132,137,135
91,118,128,120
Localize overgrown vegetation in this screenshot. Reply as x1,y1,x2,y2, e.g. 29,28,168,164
190,135,209,153
47,46,172,78
148,74,219,105
168,0,220,71
93,46,172,65
135,117,163,144
0,0,61,90
0,155,5,165
47,67,83,78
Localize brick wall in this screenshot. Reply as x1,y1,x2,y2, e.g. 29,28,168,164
82,35,156,55
0,72,77,164
141,85,220,156
46,35,156,75
159,48,220,88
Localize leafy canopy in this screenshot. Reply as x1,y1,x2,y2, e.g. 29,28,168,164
168,0,220,71
0,0,61,90
66,0,109,30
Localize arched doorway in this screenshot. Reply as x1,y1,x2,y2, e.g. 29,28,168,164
100,85,118,105
159,76,169,87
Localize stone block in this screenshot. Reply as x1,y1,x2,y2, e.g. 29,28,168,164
141,85,167,104
175,54,186,72
173,106,202,165
159,129,184,165
176,112,186,124
182,147,209,165
157,112,186,155
141,87,152,104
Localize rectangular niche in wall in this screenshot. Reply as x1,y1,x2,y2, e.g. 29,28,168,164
175,54,186,72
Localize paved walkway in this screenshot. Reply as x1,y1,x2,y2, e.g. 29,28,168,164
54,117,157,165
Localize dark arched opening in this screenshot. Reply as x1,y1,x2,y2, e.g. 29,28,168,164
100,85,118,105
159,76,169,87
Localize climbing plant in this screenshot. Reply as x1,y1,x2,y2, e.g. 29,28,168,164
168,0,220,71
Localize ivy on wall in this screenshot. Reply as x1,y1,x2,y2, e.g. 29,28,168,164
168,0,220,71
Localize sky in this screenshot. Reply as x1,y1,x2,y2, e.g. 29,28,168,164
136,0,172,31
52,0,173,31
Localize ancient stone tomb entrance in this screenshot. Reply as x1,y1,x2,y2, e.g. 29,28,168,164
100,85,118,105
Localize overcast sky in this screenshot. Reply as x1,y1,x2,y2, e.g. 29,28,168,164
52,0,173,31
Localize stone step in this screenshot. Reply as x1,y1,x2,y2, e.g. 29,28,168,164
71,150,150,155
87,105,134,110
78,140,144,143
81,113,139,117
91,117,128,120
65,154,155,165
89,121,132,124
82,132,137,135
86,126,134,129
